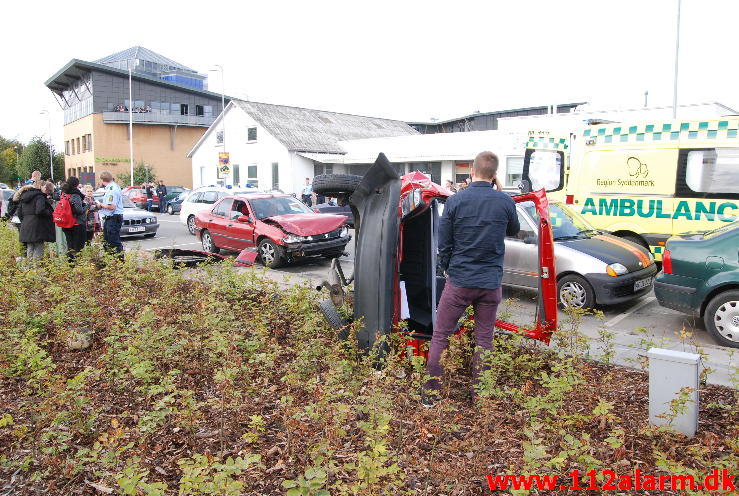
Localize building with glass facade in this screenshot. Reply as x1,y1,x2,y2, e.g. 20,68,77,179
45,47,226,188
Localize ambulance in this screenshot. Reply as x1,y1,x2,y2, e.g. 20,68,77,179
521,118,739,260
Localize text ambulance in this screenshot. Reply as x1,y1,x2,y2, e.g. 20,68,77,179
521,118,739,260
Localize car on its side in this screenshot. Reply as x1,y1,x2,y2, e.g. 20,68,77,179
654,221,739,348
312,200,353,227
93,193,160,238
506,201,658,309
180,186,259,234
195,193,351,268
166,191,190,215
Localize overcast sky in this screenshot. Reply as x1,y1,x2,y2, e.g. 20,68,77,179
2,0,737,149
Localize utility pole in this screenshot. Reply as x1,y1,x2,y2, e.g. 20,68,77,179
672,0,681,119
128,65,135,186
644,90,649,108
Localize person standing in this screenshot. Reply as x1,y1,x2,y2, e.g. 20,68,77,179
83,185,100,244
145,182,154,212
96,171,124,257
156,181,167,212
301,178,313,207
444,179,458,193
18,181,55,259
423,151,520,406
60,177,87,260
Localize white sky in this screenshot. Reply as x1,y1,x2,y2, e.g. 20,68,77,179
2,0,738,150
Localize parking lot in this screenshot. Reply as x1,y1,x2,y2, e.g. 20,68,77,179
122,211,735,385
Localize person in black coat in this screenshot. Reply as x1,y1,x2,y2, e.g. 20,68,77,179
61,177,87,260
17,181,55,259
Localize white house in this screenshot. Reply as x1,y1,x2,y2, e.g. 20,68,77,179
187,99,418,193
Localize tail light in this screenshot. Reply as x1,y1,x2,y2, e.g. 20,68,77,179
565,194,574,205
662,249,672,274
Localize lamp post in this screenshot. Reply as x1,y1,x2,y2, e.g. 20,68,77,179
209,65,226,151
672,0,681,119
40,110,54,181
128,66,135,186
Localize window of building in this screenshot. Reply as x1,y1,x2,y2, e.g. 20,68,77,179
87,134,92,152
506,156,524,187
65,141,70,155
233,164,240,185
180,104,189,116
216,130,224,145
204,105,213,117
685,148,739,195
76,138,81,154
81,135,87,152
171,103,180,114
247,127,257,142
247,164,258,187
195,105,204,117
271,163,279,190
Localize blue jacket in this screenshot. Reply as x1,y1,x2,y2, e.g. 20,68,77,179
438,181,520,289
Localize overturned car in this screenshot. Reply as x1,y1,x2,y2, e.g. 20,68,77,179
314,153,558,354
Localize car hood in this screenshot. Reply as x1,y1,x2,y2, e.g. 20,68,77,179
558,234,652,272
123,208,155,220
262,214,346,235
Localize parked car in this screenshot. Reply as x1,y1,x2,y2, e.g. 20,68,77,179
312,155,558,354
195,193,351,268
162,186,187,210
180,186,258,234
166,191,190,215
654,221,739,348
123,186,159,210
93,193,160,238
0,183,9,189
1,189,14,218
506,201,657,309
312,200,353,227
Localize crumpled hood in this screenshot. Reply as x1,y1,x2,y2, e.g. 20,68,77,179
558,234,652,272
263,214,347,236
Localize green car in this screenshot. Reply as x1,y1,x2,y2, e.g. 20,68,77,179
654,221,739,348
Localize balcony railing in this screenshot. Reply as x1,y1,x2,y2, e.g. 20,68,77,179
102,111,215,127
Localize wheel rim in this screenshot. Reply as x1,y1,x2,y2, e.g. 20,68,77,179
202,233,213,252
560,281,587,308
260,243,275,264
188,217,195,233
168,205,173,214
713,300,739,342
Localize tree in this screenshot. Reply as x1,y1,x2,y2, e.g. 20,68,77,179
17,137,59,181
117,162,157,186
0,148,18,185
53,153,65,180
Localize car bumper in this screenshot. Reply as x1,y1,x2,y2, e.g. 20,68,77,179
284,235,351,256
654,276,700,316
121,223,159,237
584,264,659,305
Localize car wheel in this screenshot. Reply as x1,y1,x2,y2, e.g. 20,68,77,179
319,299,350,340
201,230,220,254
557,274,595,310
313,174,362,197
187,215,196,235
704,290,739,348
167,204,174,215
258,239,285,268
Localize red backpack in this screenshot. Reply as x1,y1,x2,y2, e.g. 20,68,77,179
53,193,76,228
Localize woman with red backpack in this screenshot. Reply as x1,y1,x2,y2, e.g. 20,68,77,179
58,177,87,260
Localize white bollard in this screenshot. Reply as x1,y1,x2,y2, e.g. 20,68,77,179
647,347,700,437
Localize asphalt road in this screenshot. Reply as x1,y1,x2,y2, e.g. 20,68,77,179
123,212,735,384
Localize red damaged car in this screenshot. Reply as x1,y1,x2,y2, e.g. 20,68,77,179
313,153,558,355
194,193,351,268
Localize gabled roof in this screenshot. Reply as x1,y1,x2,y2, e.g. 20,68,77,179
188,99,418,157
95,46,198,74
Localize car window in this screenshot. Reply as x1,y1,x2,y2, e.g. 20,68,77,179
177,192,188,201
212,198,233,217
230,199,249,220
187,192,201,203
201,191,218,204
250,197,314,219
525,202,596,240
508,209,536,241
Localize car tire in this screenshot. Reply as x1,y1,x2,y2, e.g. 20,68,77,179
200,230,220,254
187,215,196,235
313,174,362,197
167,204,174,215
703,290,739,349
558,274,596,310
319,299,350,340
258,239,285,268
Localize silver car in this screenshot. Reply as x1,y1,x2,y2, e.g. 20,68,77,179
93,193,160,238
503,201,658,309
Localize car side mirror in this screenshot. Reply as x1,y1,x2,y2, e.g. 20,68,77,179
523,235,537,245
237,215,252,223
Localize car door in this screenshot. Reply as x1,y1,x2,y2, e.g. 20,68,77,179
225,199,256,250
207,198,233,249
503,207,540,289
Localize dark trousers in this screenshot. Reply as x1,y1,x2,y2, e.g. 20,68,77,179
103,214,124,255
425,281,502,392
158,198,166,212
146,199,153,211
62,224,86,260
301,194,312,207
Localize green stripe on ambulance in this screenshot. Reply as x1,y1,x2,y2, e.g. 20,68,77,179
581,198,738,222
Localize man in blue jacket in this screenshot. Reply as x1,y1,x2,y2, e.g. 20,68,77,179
424,151,520,405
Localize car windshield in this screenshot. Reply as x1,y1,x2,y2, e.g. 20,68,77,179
250,197,314,219
94,194,136,208
524,202,598,240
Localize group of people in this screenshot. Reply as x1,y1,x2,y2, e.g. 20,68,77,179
5,170,125,261
143,181,168,212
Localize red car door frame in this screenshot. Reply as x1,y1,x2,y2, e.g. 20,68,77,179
225,198,257,250
207,199,234,250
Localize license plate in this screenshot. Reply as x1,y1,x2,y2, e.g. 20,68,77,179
129,226,145,233
634,277,653,291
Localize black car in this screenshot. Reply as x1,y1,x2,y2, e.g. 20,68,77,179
312,201,353,227
166,190,190,215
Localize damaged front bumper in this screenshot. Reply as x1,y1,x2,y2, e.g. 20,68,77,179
283,235,351,256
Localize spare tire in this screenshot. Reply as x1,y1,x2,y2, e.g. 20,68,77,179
313,174,362,197
319,299,350,340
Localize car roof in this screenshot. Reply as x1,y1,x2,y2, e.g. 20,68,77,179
223,193,293,201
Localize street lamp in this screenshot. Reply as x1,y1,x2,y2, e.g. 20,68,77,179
209,65,226,151
40,110,54,181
